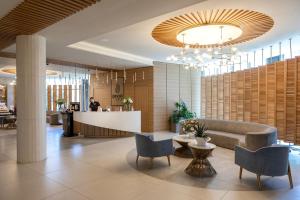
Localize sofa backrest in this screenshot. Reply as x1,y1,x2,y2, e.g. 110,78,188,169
195,119,276,135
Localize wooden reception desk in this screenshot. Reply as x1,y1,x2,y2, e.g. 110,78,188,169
73,111,141,138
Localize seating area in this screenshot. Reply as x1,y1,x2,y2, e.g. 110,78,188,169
180,119,277,150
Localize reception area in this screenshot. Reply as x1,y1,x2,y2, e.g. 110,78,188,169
0,0,300,200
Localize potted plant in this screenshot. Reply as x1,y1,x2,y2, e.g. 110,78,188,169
169,100,195,133
183,120,209,146
122,96,133,111
56,98,65,111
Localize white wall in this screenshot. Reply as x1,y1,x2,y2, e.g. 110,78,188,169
153,61,201,131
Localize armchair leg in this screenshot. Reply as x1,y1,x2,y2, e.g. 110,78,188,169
256,174,262,190
167,155,171,166
288,163,293,189
239,167,243,179
136,155,139,168
150,157,154,168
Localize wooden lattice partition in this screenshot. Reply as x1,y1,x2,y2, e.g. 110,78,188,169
200,56,300,144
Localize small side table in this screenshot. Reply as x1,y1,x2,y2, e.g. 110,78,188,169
185,142,217,177
173,135,195,158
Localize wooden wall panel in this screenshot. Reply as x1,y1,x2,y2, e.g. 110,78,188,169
285,59,297,142
59,85,63,99
0,0,98,50
64,85,68,105
236,71,244,121
47,85,51,111
53,85,57,111
266,64,276,126
217,75,224,120
201,77,206,118
205,77,212,119
223,73,230,120
201,57,300,144
68,85,72,104
258,66,267,124
244,69,251,121
230,72,237,120
250,68,259,122
276,61,286,139
296,57,300,144
211,76,218,119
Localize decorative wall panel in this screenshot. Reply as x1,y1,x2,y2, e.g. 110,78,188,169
266,64,276,126
201,57,300,144
251,68,259,122
217,75,224,120
230,72,237,120
285,59,297,142
275,61,286,139
259,66,267,124
205,77,212,119
223,73,231,120
236,71,244,121
211,76,218,119
244,69,251,121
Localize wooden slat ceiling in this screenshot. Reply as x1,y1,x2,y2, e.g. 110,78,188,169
0,0,98,50
152,9,274,49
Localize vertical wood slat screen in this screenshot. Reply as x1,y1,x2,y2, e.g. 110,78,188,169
223,73,230,120
217,75,224,119
47,85,72,111
200,56,300,144
211,76,218,119
206,77,212,119
53,85,57,111
47,85,51,111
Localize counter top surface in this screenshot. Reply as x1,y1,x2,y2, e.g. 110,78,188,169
73,111,141,133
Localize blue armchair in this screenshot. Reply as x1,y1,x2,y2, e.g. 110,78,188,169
135,133,175,167
235,145,293,190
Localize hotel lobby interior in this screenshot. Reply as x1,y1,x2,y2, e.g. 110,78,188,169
0,0,300,199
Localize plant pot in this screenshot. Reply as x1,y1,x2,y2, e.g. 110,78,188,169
170,122,180,133
195,137,207,146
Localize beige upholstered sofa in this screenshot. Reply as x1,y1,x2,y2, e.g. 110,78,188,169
180,119,277,150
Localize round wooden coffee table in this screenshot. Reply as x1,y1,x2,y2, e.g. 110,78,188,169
185,142,217,177
173,135,195,158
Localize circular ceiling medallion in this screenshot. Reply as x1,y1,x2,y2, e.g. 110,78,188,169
152,9,274,48
0,67,60,76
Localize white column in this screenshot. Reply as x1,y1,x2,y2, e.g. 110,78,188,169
16,35,46,163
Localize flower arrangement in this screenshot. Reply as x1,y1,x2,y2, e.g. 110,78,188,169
122,97,133,111
183,119,208,138
56,98,65,110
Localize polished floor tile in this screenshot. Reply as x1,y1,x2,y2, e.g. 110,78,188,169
0,125,299,200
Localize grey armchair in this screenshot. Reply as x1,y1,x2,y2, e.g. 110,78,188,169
235,145,293,190
135,133,175,167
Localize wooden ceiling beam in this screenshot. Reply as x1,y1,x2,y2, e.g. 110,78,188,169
0,0,99,50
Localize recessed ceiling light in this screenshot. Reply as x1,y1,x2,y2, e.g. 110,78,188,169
177,25,242,46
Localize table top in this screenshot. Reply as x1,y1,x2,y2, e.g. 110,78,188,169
188,142,216,150
173,135,195,143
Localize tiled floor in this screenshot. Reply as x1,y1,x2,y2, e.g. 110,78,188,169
0,125,299,200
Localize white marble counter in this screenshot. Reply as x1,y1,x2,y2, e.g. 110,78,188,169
73,111,141,133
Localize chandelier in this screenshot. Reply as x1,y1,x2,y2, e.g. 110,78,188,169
166,25,242,71
152,9,274,73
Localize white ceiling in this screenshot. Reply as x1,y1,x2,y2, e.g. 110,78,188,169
1,0,300,69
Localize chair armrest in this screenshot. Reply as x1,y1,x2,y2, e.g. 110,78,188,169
235,145,257,170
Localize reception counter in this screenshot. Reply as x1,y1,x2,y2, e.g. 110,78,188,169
73,111,141,138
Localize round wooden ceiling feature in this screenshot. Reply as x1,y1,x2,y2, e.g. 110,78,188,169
152,9,274,48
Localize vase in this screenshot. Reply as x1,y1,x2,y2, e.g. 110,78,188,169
195,137,207,146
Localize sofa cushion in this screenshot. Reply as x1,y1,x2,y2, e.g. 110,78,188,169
206,130,245,150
